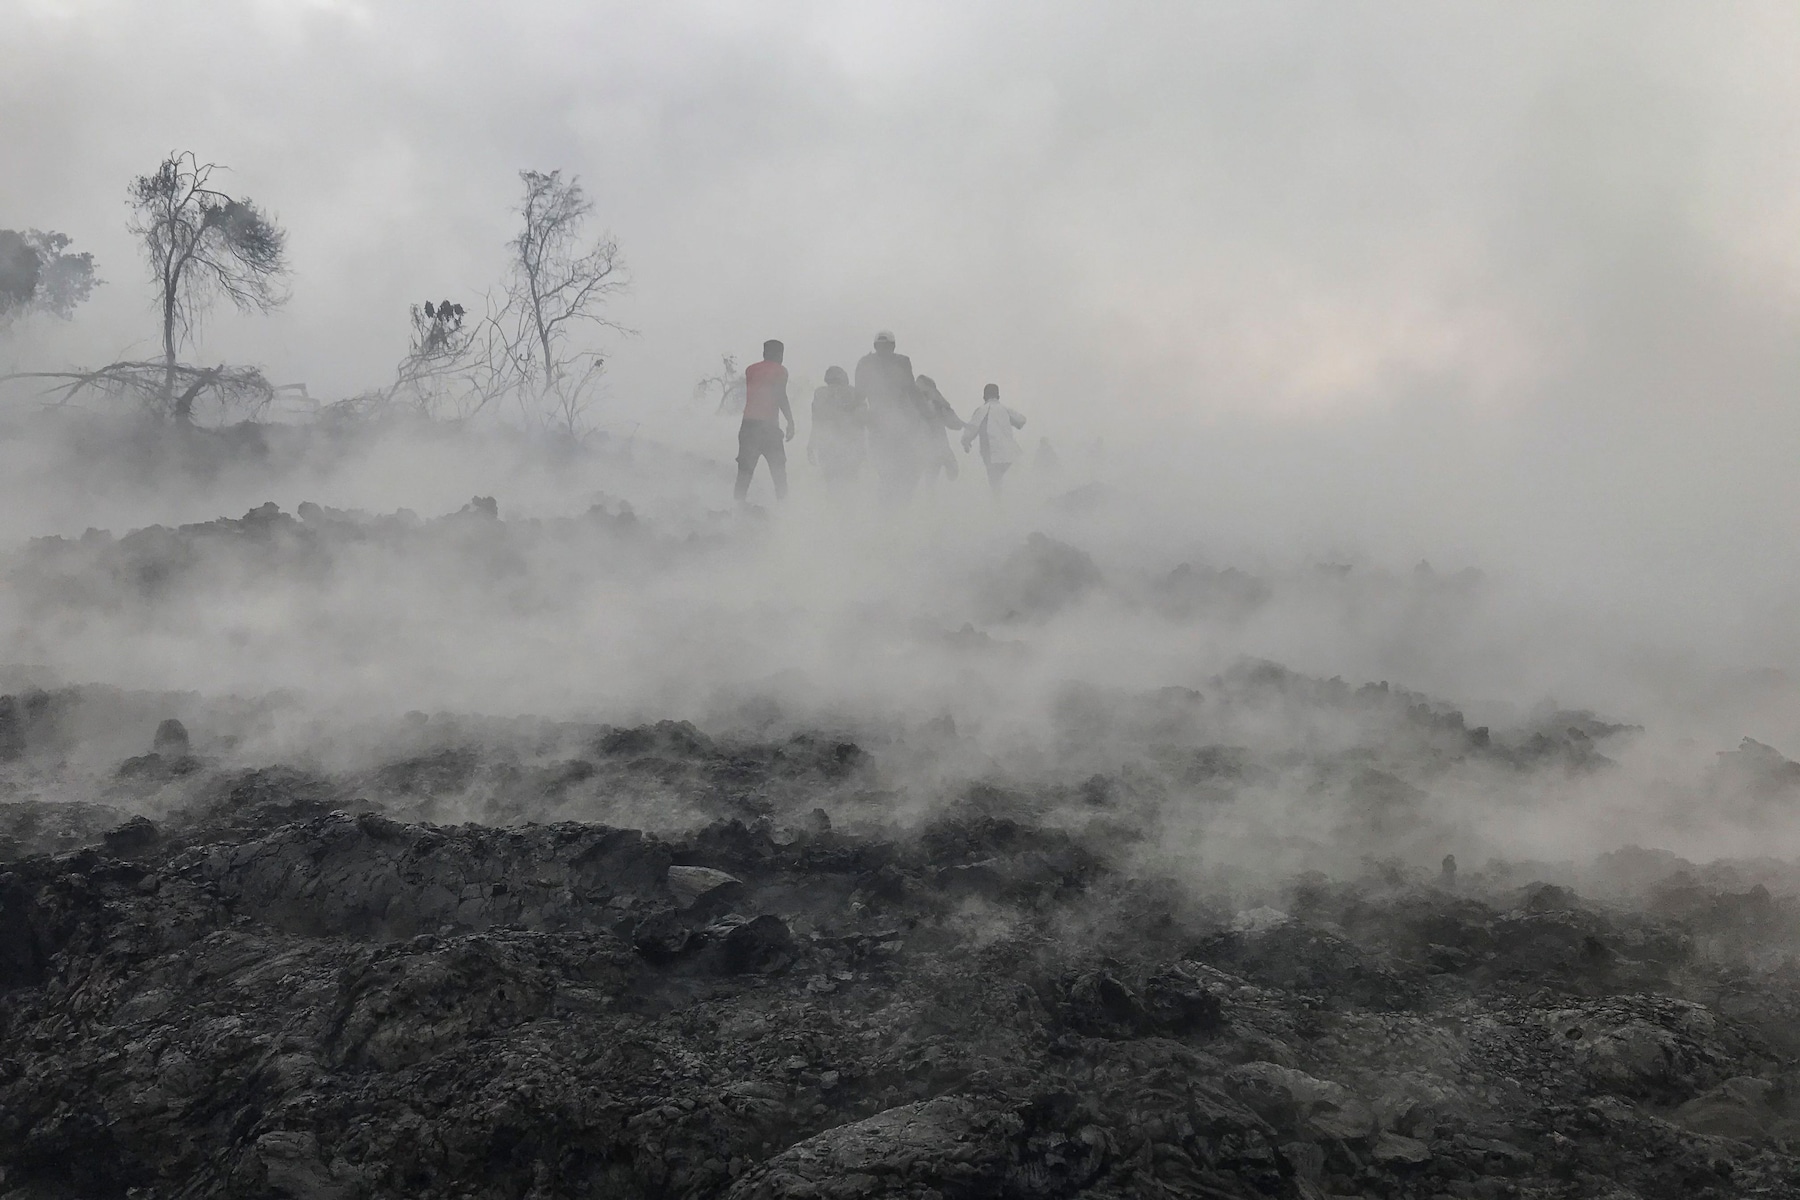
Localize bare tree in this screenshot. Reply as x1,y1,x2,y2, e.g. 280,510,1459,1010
388,298,472,416
376,296,520,421
0,228,98,326
127,151,288,421
497,169,627,434
693,352,743,416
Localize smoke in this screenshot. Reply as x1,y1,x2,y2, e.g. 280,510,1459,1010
0,407,1793,877
4,2,1800,881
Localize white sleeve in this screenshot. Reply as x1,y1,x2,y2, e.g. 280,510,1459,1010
1009,407,1026,428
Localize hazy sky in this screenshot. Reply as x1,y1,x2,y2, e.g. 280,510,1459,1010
2,3,1794,404
9,1,1800,835
6,1,1800,579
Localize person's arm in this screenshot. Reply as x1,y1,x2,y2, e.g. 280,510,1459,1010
899,357,928,419
961,406,982,451
807,393,822,459
908,380,931,422
779,378,796,441
1009,407,1026,429
939,396,965,430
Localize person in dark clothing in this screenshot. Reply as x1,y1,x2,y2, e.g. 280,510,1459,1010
807,365,868,493
735,340,795,502
915,375,965,483
854,330,928,503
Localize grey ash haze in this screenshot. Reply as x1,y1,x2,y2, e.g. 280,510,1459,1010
5,4,1800,1199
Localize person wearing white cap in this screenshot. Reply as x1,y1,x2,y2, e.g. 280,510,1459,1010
854,330,929,504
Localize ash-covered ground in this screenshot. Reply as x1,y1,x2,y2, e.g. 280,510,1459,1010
3,418,1800,1199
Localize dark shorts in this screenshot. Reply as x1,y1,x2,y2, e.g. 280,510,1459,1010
737,420,786,469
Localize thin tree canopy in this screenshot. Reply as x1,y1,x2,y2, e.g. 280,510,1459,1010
0,228,97,324
127,151,288,419
501,168,627,432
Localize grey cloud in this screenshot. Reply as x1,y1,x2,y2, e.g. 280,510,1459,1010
5,1,1800,700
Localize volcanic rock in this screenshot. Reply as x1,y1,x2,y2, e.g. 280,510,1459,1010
668,864,744,910
153,717,190,755
0,677,1796,1196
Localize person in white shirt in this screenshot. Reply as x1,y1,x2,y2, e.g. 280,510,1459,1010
960,383,1027,492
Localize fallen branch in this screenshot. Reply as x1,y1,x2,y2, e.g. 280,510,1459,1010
0,359,276,422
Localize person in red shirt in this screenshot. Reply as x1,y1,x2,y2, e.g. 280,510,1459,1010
736,339,796,502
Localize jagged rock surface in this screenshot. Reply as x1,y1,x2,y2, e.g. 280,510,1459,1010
2,741,1800,1200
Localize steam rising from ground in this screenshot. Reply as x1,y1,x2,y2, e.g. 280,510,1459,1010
2,409,1798,888
9,18,1800,1198
6,2,1800,896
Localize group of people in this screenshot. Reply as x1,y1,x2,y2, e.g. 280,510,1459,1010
733,331,1028,504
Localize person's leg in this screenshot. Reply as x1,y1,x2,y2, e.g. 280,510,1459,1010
768,433,789,500
735,424,759,501
986,461,1009,491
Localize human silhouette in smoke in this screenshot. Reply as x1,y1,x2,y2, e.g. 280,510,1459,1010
855,330,929,504
915,375,965,484
807,365,868,495
962,383,1027,493
735,339,795,502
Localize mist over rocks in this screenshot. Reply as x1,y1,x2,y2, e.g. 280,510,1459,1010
0,554,1797,1197
5,716,1800,1197
0,410,1796,1194
13,2,1800,1190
